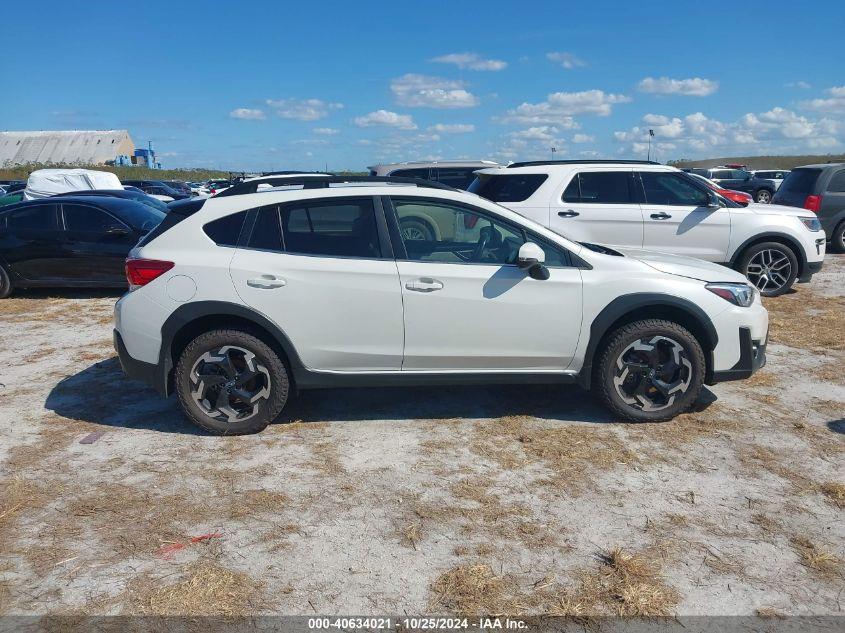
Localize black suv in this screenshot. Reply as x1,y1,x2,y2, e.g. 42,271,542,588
123,180,190,200
772,163,845,251
687,168,777,204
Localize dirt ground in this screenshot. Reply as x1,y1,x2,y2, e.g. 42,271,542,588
0,255,843,619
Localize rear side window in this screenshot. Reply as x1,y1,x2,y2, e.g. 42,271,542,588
247,207,283,251
390,168,431,179
563,172,633,204
467,174,548,202
203,211,248,247
779,168,822,196
825,170,845,192
5,204,58,230
63,204,119,232
282,198,381,258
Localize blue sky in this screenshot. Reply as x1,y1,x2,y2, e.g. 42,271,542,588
3,1,844,171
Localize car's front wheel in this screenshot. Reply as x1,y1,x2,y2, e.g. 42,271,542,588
736,241,798,297
832,220,845,253
755,189,773,204
175,328,290,434
594,319,705,422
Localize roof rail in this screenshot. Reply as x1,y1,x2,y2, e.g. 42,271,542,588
507,159,661,168
213,175,459,197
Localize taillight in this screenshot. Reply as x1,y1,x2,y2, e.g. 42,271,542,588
464,213,479,229
125,259,174,287
803,195,821,213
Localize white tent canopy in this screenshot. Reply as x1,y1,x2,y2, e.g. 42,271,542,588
24,168,122,200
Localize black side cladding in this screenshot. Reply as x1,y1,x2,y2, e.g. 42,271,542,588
136,198,206,247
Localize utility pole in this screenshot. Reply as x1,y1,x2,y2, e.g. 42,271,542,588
647,129,654,161
550,146,557,161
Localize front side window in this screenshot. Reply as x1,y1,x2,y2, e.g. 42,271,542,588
63,204,118,232
568,171,633,204
5,204,58,230
640,172,709,206
393,198,527,265
467,173,548,203
282,198,381,258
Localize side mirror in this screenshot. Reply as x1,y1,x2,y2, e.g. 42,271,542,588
706,192,721,209
517,242,550,280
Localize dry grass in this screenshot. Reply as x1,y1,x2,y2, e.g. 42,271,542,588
790,536,843,579
763,290,845,352
430,564,518,615
820,482,845,509
127,561,267,615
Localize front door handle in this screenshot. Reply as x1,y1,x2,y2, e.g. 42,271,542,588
558,210,580,218
405,277,444,292
247,275,286,289
650,212,672,220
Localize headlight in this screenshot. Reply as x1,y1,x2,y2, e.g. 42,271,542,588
800,216,822,231
706,282,755,307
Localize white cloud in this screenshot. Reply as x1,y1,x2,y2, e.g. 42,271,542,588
265,98,344,121
428,123,475,134
391,74,479,109
312,127,339,135
546,52,587,69
430,52,507,71
614,108,841,157
500,89,630,125
785,81,812,90
229,107,266,120
637,77,719,97
799,85,845,113
353,109,417,130
511,126,562,141
572,133,595,143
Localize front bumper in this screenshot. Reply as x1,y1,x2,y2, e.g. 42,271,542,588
114,329,167,395
708,327,767,384
798,256,824,283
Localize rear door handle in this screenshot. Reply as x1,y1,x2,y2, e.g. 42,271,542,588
558,210,580,218
650,212,672,220
405,277,444,292
247,275,286,289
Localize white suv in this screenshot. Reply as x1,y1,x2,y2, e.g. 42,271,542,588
469,161,825,296
114,177,768,434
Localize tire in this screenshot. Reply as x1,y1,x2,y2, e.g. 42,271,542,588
755,189,773,204
175,328,289,435
0,264,12,299
832,220,845,253
594,319,705,423
736,241,799,297
399,217,434,242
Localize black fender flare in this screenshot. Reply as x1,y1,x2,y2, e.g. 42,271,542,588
158,300,305,395
578,293,719,389
729,231,807,275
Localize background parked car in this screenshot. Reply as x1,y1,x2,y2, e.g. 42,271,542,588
687,167,777,203
205,179,234,195
122,180,190,201
368,160,500,190
687,172,753,206
751,170,790,190
55,188,170,213
0,195,165,298
161,180,193,197
772,163,845,251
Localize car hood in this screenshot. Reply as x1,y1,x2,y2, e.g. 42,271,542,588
745,202,813,217
614,248,748,283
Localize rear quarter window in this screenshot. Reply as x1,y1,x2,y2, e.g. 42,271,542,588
202,211,248,247
467,174,548,202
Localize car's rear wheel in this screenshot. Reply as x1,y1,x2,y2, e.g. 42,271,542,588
0,264,12,299
755,189,773,204
737,241,798,297
175,329,289,435
832,220,845,252
594,319,705,422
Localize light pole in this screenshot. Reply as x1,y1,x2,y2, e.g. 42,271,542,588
550,146,557,161
647,129,655,161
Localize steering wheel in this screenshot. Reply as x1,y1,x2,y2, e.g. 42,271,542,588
471,228,492,262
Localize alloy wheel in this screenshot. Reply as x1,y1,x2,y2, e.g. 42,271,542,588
190,345,271,423
402,226,427,241
756,190,772,203
745,249,792,293
612,336,693,412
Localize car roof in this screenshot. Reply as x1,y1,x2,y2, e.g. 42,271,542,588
369,160,499,170
475,162,678,175
795,163,845,170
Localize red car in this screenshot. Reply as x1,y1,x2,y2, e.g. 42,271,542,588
688,173,752,206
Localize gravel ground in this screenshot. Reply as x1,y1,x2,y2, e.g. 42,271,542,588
0,254,842,618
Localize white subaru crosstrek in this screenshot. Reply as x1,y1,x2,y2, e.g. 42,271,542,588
468,161,825,297
114,177,768,434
